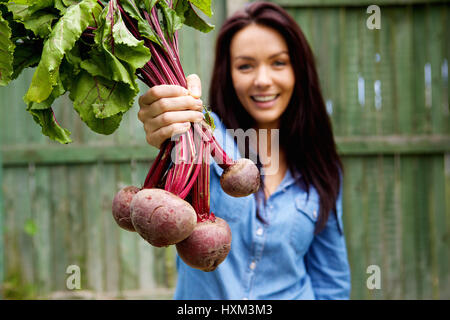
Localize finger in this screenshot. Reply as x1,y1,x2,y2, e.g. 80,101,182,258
139,85,189,106
139,95,203,121
186,74,202,98
148,122,191,148
153,110,204,128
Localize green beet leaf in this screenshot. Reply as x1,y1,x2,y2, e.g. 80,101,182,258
158,0,184,39
55,0,80,14
0,14,14,86
11,39,42,80
111,8,151,71
69,70,127,134
188,0,212,17
6,2,58,38
77,0,150,122
24,0,101,104
26,72,73,144
28,108,73,144
120,0,162,46
174,0,213,33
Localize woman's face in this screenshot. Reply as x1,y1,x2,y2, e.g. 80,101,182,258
230,24,295,129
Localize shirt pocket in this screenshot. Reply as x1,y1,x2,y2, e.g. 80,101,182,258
289,194,319,255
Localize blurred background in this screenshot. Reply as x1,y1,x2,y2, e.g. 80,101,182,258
0,0,449,299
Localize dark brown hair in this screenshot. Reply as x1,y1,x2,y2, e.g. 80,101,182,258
209,1,343,234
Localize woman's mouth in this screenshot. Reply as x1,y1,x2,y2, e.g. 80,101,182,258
251,94,279,102
250,94,280,109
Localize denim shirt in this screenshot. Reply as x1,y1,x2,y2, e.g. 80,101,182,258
173,112,351,300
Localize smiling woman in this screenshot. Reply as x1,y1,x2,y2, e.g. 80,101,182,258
230,24,295,130
138,1,351,300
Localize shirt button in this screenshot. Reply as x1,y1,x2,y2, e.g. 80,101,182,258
256,228,263,236
249,261,256,270
313,210,318,219
268,205,274,210
243,297,249,300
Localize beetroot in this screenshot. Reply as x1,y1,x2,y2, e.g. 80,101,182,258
176,217,232,272
112,186,140,232
130,188,197,247
220,158,261,197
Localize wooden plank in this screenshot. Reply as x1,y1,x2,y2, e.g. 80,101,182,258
444,5,450,134
427,156,445,299
50,166,70,292
429,5,446,134
84,163,104,292
135,161,156,291
0,69,33,146
32,166,52,297
399,155,419,299
392,154,404,299
429,155,449,299
165,245,177,289
273,0,448,7
336,135,450,155
16,166,35,293
335,7,347,137
416,156,433,299
365,156,383,299
342,157,367,299
1,144,159,166
413,7,430,134
379,156,402,298
344,8,363,136
379,9,396,134
359,5,377,135
226,0,247,17
67,165,87,291
445,153,450,298
393,6,414,134
117,162,139,293
101,164,120,294
2,168,21,298
0,141,3,297
319,8,340,125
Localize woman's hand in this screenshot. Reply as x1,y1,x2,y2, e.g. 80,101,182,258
138,74,204,149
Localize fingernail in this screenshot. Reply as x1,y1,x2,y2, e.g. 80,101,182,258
195,99,203,106
190,86,201,98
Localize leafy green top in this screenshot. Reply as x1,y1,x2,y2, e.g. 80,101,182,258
0,0,214,144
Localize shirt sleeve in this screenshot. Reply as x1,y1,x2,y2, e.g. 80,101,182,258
304,183,351,300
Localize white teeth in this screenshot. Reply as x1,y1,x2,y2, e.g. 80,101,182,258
252,95,277,102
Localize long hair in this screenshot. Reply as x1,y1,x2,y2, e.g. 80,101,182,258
209,1,343,234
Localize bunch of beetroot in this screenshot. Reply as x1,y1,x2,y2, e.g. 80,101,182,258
108,0,261,272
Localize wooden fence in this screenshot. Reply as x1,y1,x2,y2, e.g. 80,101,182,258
0,0,449,299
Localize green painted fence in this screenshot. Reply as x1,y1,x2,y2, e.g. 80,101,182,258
0,0,449,299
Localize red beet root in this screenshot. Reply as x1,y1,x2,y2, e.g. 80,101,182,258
130,188,197,247
220,158,261,197
176,217,232,272
112,186,140,232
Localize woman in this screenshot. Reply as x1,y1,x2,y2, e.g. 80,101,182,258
138,1,351,299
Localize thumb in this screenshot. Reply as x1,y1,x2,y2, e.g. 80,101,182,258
186,74,202,99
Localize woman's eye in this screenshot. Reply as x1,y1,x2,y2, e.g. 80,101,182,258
237,64,252,71
273,60,286,67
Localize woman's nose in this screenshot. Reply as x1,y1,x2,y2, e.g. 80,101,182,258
254,65,272,88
